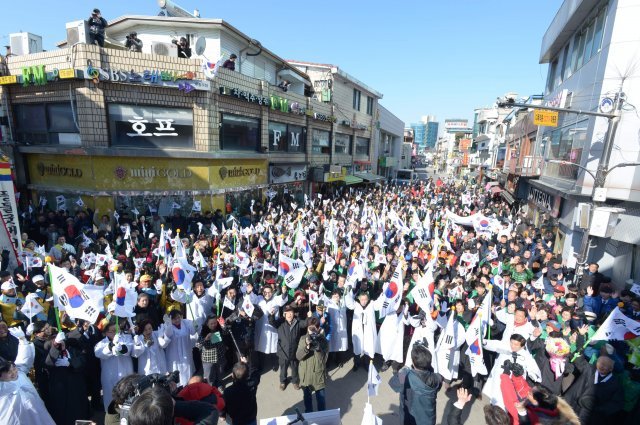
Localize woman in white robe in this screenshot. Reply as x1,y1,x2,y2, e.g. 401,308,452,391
94,322,134,410
0,328,53,425
132,319,170,375
345,288,377,368
482,334,541,409
163,310,198,386
253,286,288,354
321,291,349,353
376,304,409,366
186,281,214,331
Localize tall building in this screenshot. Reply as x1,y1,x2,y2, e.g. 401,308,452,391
410,115,439,151
531,0,640,284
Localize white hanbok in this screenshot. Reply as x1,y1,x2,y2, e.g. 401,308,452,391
163,319,198,386
482,339,541,408
496,308,535,342
254,293,288,354
0,372,55,425
132,329,170,375
186,293,214,330
345,289,378,358
376,310,408,363
322,294,349,352
405,313,440,368
94,333,134,410
434,313,466,381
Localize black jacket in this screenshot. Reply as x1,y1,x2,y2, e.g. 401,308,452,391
223,381,257,425
276,318,306,361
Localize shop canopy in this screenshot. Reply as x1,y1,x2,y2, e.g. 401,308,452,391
343,175,364,185
354,172,386,183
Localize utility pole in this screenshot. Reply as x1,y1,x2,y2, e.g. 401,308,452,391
498,92,637,285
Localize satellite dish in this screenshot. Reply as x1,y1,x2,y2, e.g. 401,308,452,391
195,37,206,56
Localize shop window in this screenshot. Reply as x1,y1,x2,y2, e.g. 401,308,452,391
311,129,330,154
268,122,305,153
14,103,79,145
544,119,588,181
335,133,352,154
355,137,370,156
108,104,193,149
220,113,261,152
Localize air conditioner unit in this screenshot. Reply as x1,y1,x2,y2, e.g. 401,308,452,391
576,203,591,229
66,20,90,46
9,32,43,56
151,41,178,57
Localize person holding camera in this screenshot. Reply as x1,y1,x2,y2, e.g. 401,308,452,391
125,32,143,53
88,8,107,47
172,37,192,58
296,317,328,413
390,342,443,425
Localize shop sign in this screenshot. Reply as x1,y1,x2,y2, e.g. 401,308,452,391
0,75,18,85
36,162,83,178
533,110,558,127
218,166,262,181
83,65,210,91
312,112,337,123
270,164,308,184
109,105,193,148
113,166,193,180
351,121,368,131
324,167,346,183
528,187,562,217
0,66,80,86
219,86,322,119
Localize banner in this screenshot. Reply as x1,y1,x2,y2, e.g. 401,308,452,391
0,158,22,271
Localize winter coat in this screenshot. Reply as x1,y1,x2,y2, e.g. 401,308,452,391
277,318,306,361
296,335,328,391
389,367,443,425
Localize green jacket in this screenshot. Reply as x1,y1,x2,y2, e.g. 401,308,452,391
296,335,329,391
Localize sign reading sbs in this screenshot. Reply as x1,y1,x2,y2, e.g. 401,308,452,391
533,110,559,127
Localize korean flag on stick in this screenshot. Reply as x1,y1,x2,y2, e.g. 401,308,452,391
590,306,640,341
367,361,381,397
376,262,404,318
113,272,137,318
21,292,44,319
241,296,255,317
50,264,100,323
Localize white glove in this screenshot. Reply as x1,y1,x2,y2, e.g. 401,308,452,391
55,331,66,344
164,323,174,337
26,323,35,337
155,279,164,294
55,356,70,367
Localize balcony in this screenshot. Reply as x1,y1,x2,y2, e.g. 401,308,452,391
503,155,543,177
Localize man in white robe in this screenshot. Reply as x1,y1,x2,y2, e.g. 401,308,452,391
163,310,198,386
345,288,378,371
254,284,288,370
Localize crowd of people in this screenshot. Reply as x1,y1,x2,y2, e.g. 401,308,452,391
1,175,640,425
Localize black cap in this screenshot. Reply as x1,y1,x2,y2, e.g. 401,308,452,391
230,53,237,59
92,8,100,14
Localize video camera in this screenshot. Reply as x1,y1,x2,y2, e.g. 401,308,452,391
120,371,180,422
308,332,322,352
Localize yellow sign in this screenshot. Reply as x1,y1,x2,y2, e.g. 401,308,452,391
0,75,17,85
533,110,559,127
325,167,347,182
58,69,76,79
26,154,267,192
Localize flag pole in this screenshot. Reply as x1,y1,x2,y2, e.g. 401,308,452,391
46,261,62,331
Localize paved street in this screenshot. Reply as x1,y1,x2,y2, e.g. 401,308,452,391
255,355,488,425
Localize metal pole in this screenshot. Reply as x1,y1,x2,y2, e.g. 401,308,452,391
574,93,623,284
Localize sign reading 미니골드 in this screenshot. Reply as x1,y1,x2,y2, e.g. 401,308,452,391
533,110,559,127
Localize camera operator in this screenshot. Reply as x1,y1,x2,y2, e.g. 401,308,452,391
296,317,328,413
88,8,107,47
128,385,218,425
106,373,219,425
125,32,143,53
172,37,192,58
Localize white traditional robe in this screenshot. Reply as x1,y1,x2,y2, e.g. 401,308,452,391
164,319,198,386
322,294,349,352
132,329,170,375
405,313,440,368
434,313,466,381
345,290,378,358
376,311,408,363
254,293,288,354
482,339,541,408
94,333,134,410
186,293,214,330
496,308,535,342
0,372,55,425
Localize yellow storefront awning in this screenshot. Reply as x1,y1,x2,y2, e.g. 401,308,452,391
344,175,364,185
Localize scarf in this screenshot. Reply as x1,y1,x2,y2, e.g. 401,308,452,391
549,354,566,380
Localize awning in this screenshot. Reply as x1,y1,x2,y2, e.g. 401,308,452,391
354,172,385,183
501,190,515,204
490,186,503,194
344,175,364,185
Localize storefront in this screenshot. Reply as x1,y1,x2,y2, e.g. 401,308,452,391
525,184,563,244
268,163,308,205
25,153,268,216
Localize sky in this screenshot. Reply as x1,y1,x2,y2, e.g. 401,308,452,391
0,0,563,127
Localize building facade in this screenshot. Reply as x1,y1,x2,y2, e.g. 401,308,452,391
410,116,439,152
535,0,640,284
377,105,405,180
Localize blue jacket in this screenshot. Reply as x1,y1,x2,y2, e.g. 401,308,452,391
583,295,619,318
390,368,442,425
